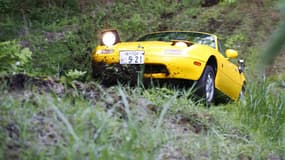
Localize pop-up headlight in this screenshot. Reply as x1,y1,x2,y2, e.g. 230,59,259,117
102,32,116,46
101,30,120,47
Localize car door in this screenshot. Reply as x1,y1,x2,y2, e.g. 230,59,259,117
215,41,243,100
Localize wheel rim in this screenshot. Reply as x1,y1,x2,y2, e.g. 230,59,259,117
239,86,245,101
205,73,214,102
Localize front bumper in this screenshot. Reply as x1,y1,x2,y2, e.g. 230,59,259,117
93,54,206,81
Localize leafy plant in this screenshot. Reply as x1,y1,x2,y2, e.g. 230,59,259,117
0,40,32,76
60,69,87,92
65,69,87,81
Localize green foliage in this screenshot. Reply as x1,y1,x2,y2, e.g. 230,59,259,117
0,16,21,42
237,81,285,141
3,0,278,77
24,33,71,76
0,40,32,76
181,0,202,6
0,0,79,15
0,0,9,13
120,13,147,38
1,82,284,159
65,69,87,81
0,0,79,42
230,81,285,157
22,20,95,77
221,0,236,4
0,86,164,159
224,33,247,50
60,69,87,89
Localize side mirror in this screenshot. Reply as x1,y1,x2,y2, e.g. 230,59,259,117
238,59,245,73
225,49,238,59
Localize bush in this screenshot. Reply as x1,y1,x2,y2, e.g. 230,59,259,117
0,40,32,76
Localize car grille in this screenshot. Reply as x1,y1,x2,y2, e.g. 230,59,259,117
144,64,169,75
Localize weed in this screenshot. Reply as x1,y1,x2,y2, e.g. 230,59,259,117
0,41,32,76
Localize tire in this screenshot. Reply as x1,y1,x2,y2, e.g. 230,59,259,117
196,65,215,105
92,61,100,78
239,84,246,102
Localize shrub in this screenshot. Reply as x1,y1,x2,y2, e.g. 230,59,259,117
0,40,32,76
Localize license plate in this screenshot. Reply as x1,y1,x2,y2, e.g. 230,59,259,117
120,50,144,64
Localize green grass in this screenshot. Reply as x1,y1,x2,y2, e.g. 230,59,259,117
1,80,284,159
235,81,285,155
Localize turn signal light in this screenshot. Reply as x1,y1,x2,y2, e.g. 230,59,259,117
193,61,201,66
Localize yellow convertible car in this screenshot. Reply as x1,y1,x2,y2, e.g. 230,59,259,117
92,30,246,104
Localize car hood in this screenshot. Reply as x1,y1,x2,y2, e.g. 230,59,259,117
113,41,199,56
115,41,173,50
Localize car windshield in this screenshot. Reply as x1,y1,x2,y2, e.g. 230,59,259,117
138,32,216,48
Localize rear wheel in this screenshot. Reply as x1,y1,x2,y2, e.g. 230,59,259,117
196,65,215,105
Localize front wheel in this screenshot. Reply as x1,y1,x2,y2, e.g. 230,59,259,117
196,65,215,105
239,84,246,101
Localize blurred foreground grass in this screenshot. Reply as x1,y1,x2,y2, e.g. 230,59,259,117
1,82,284,159
259,1,285,68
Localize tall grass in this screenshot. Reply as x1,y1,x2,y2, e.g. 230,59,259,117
235,80,285,155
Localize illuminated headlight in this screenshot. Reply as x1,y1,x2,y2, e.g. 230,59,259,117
174,41,188,47
102,31,116,47
96,49,114,54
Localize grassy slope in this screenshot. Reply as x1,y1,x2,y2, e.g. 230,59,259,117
1,77,284,159
1,0,285,159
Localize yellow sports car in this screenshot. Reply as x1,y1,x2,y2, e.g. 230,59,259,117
92,30,246,103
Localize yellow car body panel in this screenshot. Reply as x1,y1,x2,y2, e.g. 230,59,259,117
92,31,246,101
94,42,209,80
215,55,244,100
